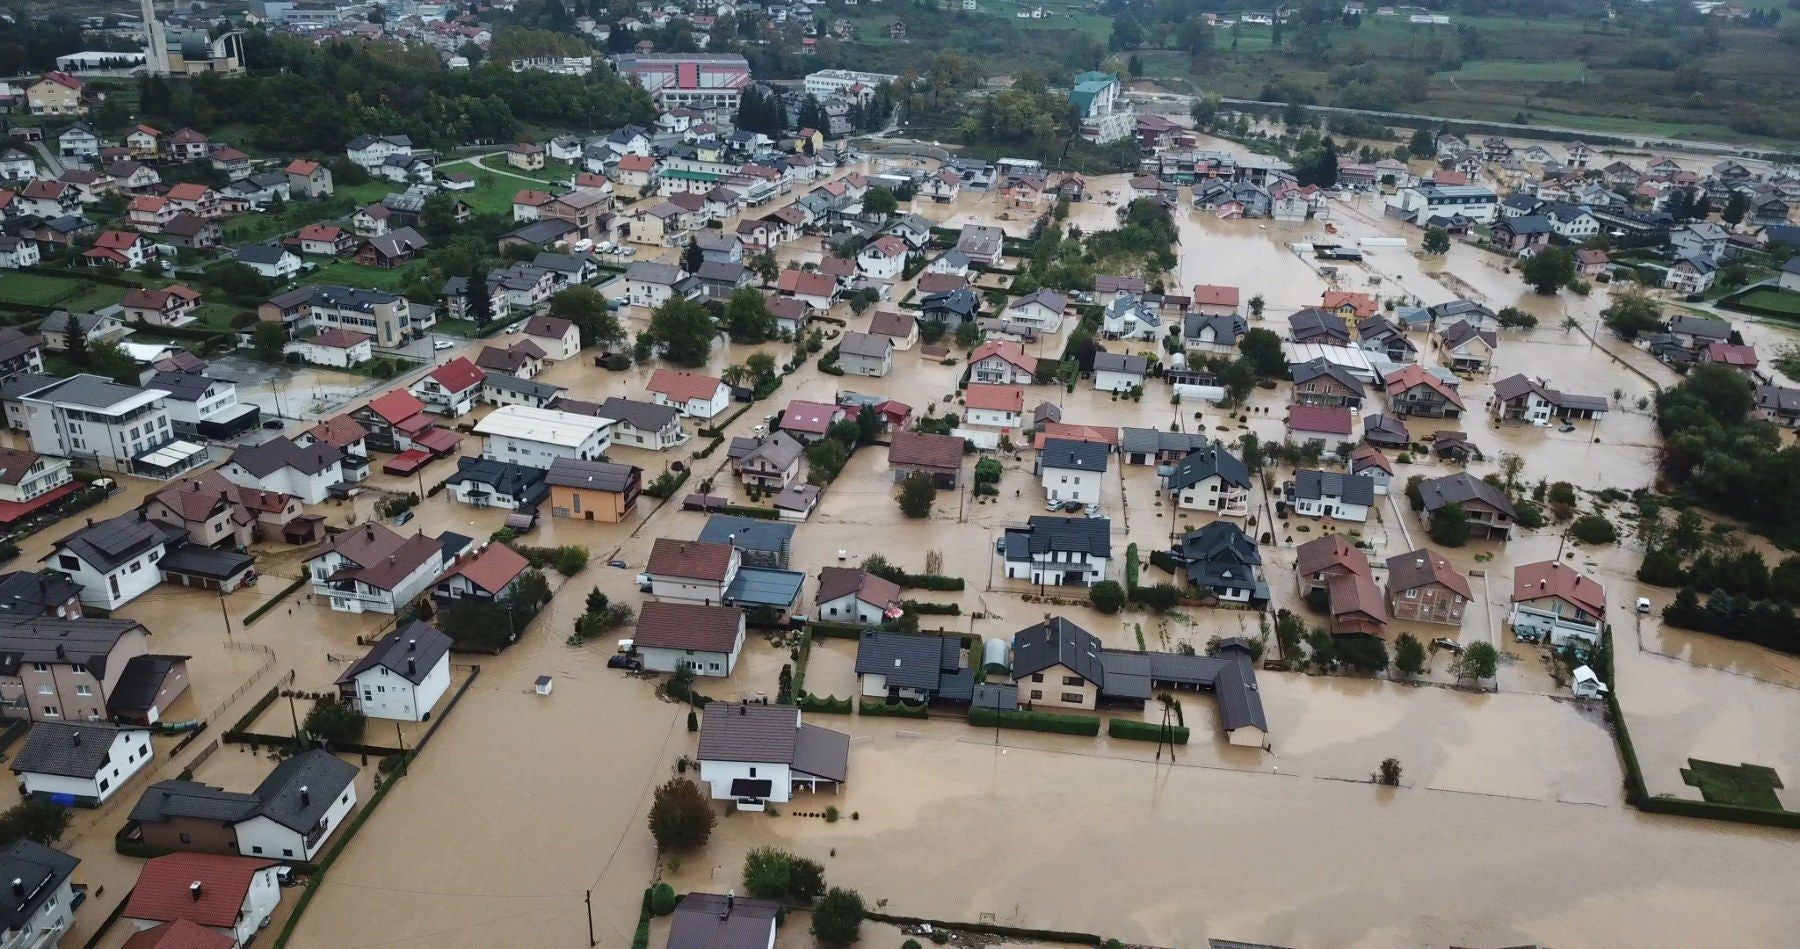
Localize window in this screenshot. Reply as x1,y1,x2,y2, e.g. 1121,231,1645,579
36,684,52,695
748,767,757,777
1405,589,1418,599
57,555,79,572
32,663,49,673
98,777,109,792
251,846,263,854
1062,676,1082,687
283,849,294,857
1029,690,1042,700
75,685,92,697
1061,693,1083,704
44,706,58,717
1030,673,1043,683
179,833,191,844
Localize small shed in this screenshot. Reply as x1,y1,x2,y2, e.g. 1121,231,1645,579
1570,665,1607,699
534,675,554,695
982,637,1010,675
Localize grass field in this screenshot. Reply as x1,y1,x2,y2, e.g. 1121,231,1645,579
1681,759,1787,810
0,273,87,308
306,258,428,293
1735,288,1800,316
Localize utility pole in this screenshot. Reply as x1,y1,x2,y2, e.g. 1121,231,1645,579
585,890,597,947
286,689,301,744
219,589,233,639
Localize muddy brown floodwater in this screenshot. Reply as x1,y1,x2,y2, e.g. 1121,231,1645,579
19,151,1797,947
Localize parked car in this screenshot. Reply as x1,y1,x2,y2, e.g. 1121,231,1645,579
1636,596,1652,613
1430,637,1463,654
1558,422,1576,433
261,419,285,430
433,339,455,350
505,322,522,334
607,559,629,569
1060,500,1084,513
607,654,642,671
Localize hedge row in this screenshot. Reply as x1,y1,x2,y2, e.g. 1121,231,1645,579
860,698,929,719
711,503,778,520
865,563,966,591
807,622,865,640
968,707,1100,736
1107,718,1189,744
864,911,1103,945
228,686,280,735
243,575,308,627
902,600,960,616
797,693,853,714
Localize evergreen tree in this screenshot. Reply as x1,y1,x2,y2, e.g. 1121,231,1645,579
467,266,493,327
681,236,703,274
64,312,88,364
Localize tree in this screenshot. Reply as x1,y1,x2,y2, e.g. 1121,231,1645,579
1298,137,1339,188
252,322,288,362
64,311,87,363
788,855,826,902
466,265,494,327
742,847,793,898
1237,328,1287,377
750,250,780,285
650,882,677,915
1452,641,1499,681
1722,191,1750,226
647,778,714,851
1498,452,1525,492
1520,248,1575,294
1429,503,1471,547
1127,53,1143,77
1376,757,1403,786
1571,512,1619,545
0,799,72,847
1394,632,1427,676
806,438,850,485
1089,579,1127,614
954,320,982,350
645,297,717,367
1110,16,1143,50
811,887,866,946
1494,306,1537,329
745,350,779,386
1407,128,1435,157
1422,226,1450,256
1220,358,1258,405
722,287,778,343
1601,286,1663,340
863,187,898,217
681,236,703,274
551,285,625,350
303,696,366,743
898,471,936,518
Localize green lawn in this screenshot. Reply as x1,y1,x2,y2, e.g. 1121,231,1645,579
1681,759,1787,811
306,257,429,293
224,195,357,244
0,273,86,308
1734,288,1800,316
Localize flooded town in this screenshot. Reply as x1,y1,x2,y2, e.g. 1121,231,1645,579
1,17,1799,949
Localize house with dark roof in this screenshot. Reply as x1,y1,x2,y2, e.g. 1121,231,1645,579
234,749,359,861
634,600,746,675
305,523,453,614
697,516,795,569
1383,364,1465,419
1286,469,1375,522
666,893,781,949
1435,320,1497,373
1001,516,1111,587
123,852,282,944
0,570,82,621
1172,522,1265,604
733,432,805,490
219,435,344,504
336,621,452,721
1008,616,1268,746
1183,311,1249,356
1092,351,1149,392
0,444,74,524
1037,438,1109,506
1119,428,1212,466
545,457,642,523
46,511,255,609
854,630,973,703
1291,357,1365,408
144,471,302,548
1289,307,1350,345
475,340,547,380
1163,442,1251,516
11,720,153,806
482,371,564,410
1355,315,1418,363
444,456,548,511
695,702,849,808
1417,472,1516,540
0,839,79,945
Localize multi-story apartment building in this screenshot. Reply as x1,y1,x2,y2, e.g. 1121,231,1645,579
20,374,206,478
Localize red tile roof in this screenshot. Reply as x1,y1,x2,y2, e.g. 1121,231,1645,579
125,853,277,929
970,340,1037,374
165,183,209,202
513,189,552,206
777,269,837,298
1383,364,1465,410
887,431,964,472
780,400,842,435
298,223,343,242
647,369,723,403
964,384,1024,413
616,154,656,173
122,919,235,949
1030,423,1119,450
647,538,735,582
305,415,368,449
367,389,428,425
1704,342,1757,367
1512,561,1605,617
427,356,485,392
285,159,321,176
441,543,530,596
309,328,373,349
1285,404,1353,436
1321,291,1377,318
1190,284,1240,307
634,600,742,653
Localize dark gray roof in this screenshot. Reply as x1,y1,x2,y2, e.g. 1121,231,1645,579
598,396,678,432
1010,616,1106,684
107,654,190,717
624,261,684,285
1178,521,1261,592
1363,413,1410,444
1182,312,1247,343
145,370,229,404
21,372,143,409
1291,357,1364,393
49,512,166,572
854,630,968,696
449,457,547,505
1417,472,1516,517
1119,427,1210,457
544,457,639,492
334,620,451,687
1091,351,1149,375
1667,315,1731,340
234,243,293,265
0,839,78,932
1003,515,1111,562
10,721,144,778
1164,443,1249,491
0,571,81,619
1428,298,1494,321
837,331,890,360
483,373,564,401
1500,214,1553,235
251,749,358,833
130,779,259,824
1289,308,1348,342
667,893,781,949
0,373,58,402
1440,320,1498,350
1756,385,1800,414
1293,468,1375,506
1039,437,1110,473
697,515,794,553
697,703,849,782
0,616,143,679
228,435,343,478
1492,373,1551,403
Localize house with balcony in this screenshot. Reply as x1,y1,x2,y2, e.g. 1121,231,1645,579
335,622,453,722
1417,472,1515,540
1510,560,1606,649
1000,516,1110,587
1164,442,1250,516
1171,521,1265,605
306,523,459,615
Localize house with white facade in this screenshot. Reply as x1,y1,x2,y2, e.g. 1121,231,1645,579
633,600,746,676
475,405,613,470
594,397,687,451
962,384,1024,429
1038,438,1108,506
123,853,284,947
334,621,453,722
647,369,730,419
0,839,78,947
409,357,486,419
815,567,903,626
306,523,454,615
1092,352,1148,393
21,374,206,479
696,703,849,809
1285,469,1374,523
969,341,1037,385
10,721,153,806
1001,289,1066,334
219,436,343,505
1164,443,1251,517
1510,561,1607,650
1000,515,1111,587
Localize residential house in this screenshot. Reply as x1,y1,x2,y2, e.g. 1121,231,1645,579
962,384,1024,429
1356,316,1418,363
475,340,547,381
1172,521,1265,604
1001,289,1067,334
886,431,964,488
1664,254,1718,295
0,236,41,269
285,159,332,198
734,432,805,489
1291,358,1365,408
296,223,353,256
0,327,44,383
475,405,612,469
0,839,78,947
1666,315,1732,350
1184,312,1248,356
665,893,782,949
856,235,908,280
1000,516,1110,587
1119,428,1211,467
1038,438,1108,506
233,243,301,280
1384,364,1466,418
122,285,200,327
1753,384,1800,427
218,436,343,504
921,288,980,327
143,471,298,549
1671,222,1729,264
442,457,548,511
776,268,839,311
305,523,454,615
22,374,205,479
1294,535,1370,596
1363,413,1410,450
545,457,641,522
11,721,153,806
354,227,428,269
623,262,699,309
695,702,849,808
122,853,282,945
1284,404,1354,446
1289,308,1350,345
1102,294,1160,341
868,311,918,350
635,599,746,676
1701,341,1759,377
1511,560,1606,648
83,229,155,268
0,446,73,521
410,358,486,418
1491,215,1552,256
284,328,374,369
818,568,903,627
836,332,892,377
1092,352,1149,393
36,311,127,352
969,340,1037,385
1385,548,1470,626
1492,374,1609,425
596,397,686,451
335,621,452,722
648,369,730,419
1417,472,1515,540
1285,469,1374,522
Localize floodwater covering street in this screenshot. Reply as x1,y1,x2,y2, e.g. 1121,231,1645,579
11,132,1797,948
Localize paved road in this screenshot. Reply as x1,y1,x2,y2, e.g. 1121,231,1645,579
1131,90,1778,159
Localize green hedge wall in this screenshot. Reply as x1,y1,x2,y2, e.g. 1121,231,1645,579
968,707,1100,736
1107,718,1189,744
